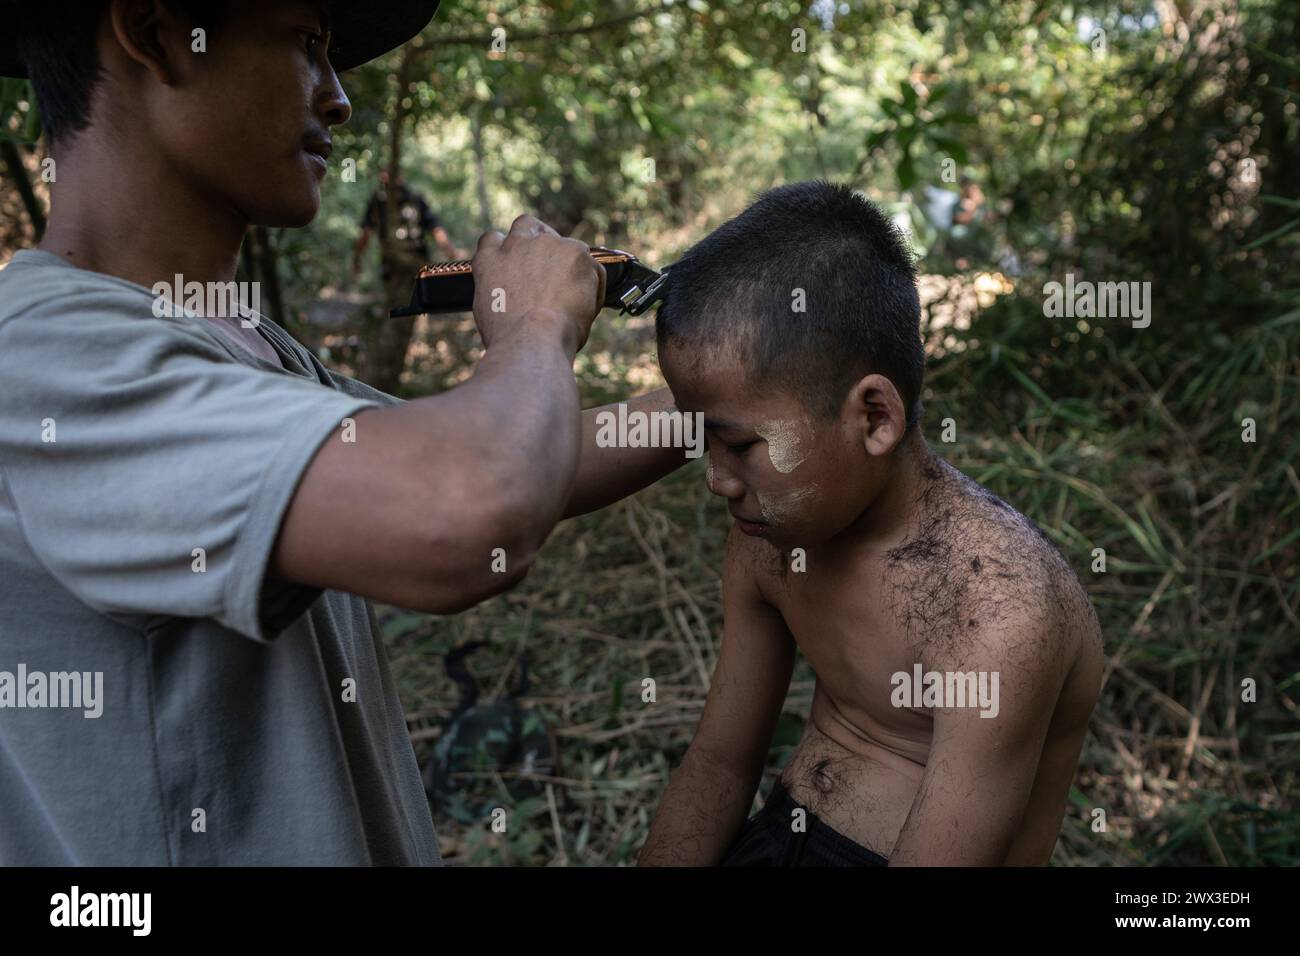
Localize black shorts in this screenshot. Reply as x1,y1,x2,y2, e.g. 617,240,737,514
721,779,889,867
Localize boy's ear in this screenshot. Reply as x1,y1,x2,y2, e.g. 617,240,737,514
848,374,908,457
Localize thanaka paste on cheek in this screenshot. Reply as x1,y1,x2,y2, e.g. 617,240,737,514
755,419,811,473
758,483,821,524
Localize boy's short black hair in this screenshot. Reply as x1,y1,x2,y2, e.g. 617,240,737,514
656,180,924,429
16,1,223,146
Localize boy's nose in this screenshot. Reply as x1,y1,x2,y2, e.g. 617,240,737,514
706,455,745,500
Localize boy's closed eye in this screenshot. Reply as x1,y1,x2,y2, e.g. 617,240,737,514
703,419,760,458
707,430,758,456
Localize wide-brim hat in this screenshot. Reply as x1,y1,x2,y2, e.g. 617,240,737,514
0,1,442,79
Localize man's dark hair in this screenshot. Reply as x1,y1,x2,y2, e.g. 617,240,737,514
656,180,925,429
16,1,223,146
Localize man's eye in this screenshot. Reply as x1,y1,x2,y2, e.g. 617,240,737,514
727,441,756,455
300,30,325,52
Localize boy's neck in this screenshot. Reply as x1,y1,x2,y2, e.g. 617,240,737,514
837,430,939,551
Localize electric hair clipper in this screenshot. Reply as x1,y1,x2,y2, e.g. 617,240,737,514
390,246,669,318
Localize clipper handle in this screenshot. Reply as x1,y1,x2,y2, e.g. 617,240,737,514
390,246,668,318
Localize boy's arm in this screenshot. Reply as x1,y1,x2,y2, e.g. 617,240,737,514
639,527,796,866
887,614,1066,866
563,388,691,518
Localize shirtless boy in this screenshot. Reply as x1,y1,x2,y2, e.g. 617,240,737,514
639,181,1104,866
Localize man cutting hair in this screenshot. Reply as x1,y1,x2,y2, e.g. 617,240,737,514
0,0,684,864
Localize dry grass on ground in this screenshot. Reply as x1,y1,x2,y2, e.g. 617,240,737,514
371,285,1298,867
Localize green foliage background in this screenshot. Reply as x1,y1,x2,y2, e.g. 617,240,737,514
2,0,1297,865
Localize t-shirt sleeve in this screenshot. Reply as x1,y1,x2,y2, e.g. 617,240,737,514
0,288,382,642
321,367,405,407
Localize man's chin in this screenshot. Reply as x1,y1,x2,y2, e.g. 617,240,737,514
248,190,320,229
260,204,319,229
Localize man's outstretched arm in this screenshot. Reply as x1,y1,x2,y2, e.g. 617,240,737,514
273,216,602,615
564,388,693,518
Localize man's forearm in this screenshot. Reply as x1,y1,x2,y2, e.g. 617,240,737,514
268,310,582,614
639,752,755,866
433,227,460,260
564,387,694,518
352,230,371,271
454,312,582,552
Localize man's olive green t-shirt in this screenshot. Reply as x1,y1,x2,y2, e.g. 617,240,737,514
0,249,441,865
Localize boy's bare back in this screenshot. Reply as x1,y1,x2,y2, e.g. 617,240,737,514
730,456,1103,864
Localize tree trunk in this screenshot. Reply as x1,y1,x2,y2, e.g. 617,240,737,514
1,140,45,239
254,226,286,327
237,226,287,326
360,45,423,395
471,109,492,233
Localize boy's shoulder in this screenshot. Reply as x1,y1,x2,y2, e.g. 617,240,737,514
720,454,1101,672
883,456,1101,666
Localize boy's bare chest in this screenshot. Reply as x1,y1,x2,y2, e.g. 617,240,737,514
761,557,937,759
